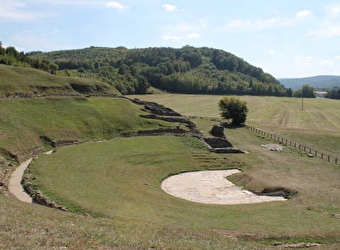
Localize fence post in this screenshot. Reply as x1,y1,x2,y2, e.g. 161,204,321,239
248,126,340,165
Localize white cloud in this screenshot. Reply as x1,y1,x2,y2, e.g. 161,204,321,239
162,35,180,40
224,18,292,32
223,10,312,33
162,3,176,12
9,31,67,51
307,22,340,39
186,33,201,39
295,10,312,19
162,19,206,41
32,0,98,4
321,60,335,66
268,49,276,54
0,0,53,20
162,33,201,41
335,56,340,59
327,5,340,19
106,1,129,10
293,56,313,66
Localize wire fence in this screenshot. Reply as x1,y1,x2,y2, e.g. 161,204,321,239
245,125,339,165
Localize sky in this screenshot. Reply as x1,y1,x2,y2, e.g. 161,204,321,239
1,0,340,78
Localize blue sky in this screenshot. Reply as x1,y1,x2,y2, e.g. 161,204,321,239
1,0,339,78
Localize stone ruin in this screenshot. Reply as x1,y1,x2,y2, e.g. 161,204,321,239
203,124,245,153
209,124,225,138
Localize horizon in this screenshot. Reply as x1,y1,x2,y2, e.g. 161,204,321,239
1,0,339,79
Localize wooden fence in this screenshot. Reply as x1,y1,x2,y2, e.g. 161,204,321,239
245,125,339,165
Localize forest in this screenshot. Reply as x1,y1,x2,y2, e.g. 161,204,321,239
27,45,291,96
325,87,340,99
0,42,58,74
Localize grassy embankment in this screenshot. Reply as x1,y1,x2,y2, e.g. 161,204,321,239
130,93,340,156
0,97,174,160
28,136,340,238
0,63,119,96
23,94,340,249
0,67,339,250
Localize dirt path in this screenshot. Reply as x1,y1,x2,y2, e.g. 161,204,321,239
10,154,286,206
161,170,286,205
8,150,53,203
8,158,33,203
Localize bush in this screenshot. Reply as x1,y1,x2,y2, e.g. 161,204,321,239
218,97,248,125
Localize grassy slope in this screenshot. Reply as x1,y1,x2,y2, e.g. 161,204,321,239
0,64,119,96
130,94,340,156
29,135,340,232
0,194,269,250
1,93,340,249
0,97,173,158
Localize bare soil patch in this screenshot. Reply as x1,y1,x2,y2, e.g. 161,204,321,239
161,170,287,205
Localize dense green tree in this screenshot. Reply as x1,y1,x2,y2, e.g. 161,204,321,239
293,84,316,98
26,45,290,96
218,97,248,125
325,87,340,99
286,88,293,97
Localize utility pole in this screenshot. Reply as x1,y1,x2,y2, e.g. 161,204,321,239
301,88,304,110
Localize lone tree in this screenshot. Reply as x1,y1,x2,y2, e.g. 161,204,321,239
293,84,316,98
218,97,248,126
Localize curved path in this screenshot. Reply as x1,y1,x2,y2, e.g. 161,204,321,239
9,155,286,205
8,151,53,203
161,170,286,205
8,158,33,203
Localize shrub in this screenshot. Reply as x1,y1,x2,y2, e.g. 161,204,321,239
218,97,248,125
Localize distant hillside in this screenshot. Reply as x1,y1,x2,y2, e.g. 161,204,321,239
278,75,340,90
0,64,119,97
28,46,289,96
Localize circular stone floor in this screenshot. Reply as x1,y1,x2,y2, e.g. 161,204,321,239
161,170,286,205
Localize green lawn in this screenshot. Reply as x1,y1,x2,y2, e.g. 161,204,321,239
0,97,173,158
1,93,340,249
131,94,340,155
0,64,118,96
27,135,340,246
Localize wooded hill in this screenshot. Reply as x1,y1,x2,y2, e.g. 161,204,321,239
279,75,340,91
28,46,290,96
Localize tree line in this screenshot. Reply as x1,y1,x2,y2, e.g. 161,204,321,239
293,84,316,98
0,42,58,74
325,87,340,99
28,46,292,96
3,42,327,99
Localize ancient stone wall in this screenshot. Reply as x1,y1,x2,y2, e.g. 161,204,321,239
203,137,233,148
23,181,68,211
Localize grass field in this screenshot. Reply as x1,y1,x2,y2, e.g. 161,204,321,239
0,96,174,158
0,64,118,96
131,94,340,156
131,94,340,132
26,134,340,248
1,93,340,249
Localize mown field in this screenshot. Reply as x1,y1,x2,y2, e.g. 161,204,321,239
27,135,340,238
0,64,119,96
1,93,340,249
0,97,173,158
131,94,340,156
